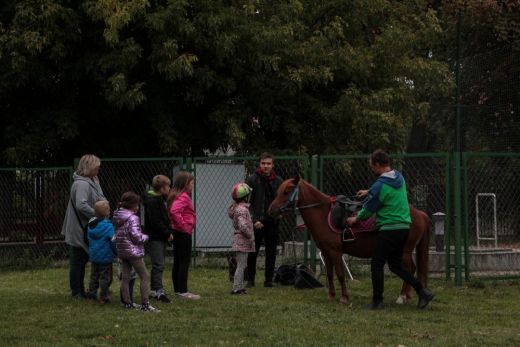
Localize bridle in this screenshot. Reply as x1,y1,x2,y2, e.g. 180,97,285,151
278,180,324,214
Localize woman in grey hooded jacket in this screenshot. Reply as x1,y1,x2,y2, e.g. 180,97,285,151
61,154,106,299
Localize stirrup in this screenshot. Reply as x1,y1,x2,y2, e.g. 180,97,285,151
342,228,356,242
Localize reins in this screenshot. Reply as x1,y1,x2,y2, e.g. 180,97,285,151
278,180,326,213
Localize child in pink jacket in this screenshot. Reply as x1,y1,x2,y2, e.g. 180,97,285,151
168,172,199,300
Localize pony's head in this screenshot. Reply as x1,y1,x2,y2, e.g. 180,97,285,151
268,175,301,218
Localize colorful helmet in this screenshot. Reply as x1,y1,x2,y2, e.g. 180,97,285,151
231,183,252,200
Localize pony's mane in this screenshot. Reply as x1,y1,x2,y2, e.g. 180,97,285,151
299,179,330,201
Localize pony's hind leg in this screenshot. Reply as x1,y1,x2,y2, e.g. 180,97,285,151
333,252,349,304
396,253,416,304
323,253,336,301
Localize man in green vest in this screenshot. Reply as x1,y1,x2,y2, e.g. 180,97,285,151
347,149,434,310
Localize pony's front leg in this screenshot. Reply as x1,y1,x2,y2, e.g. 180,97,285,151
333,254,349,304
324,254,335,301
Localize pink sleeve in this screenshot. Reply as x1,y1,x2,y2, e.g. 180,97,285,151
170,193,193,232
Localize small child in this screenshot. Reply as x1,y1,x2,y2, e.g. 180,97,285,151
228,183,255,294
113,191,159,312
86,200,116,303
143,175,173,303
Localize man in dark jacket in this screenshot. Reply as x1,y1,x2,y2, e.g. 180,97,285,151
246,153,283,287
143,174,174,303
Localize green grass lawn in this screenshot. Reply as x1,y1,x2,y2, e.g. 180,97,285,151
0,266,519,347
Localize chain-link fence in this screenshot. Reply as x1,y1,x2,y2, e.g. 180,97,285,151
0,167,71,266
191,156,308,265
320,154,449,217
459,46,520,153
464,153,520,248
98,158,184,212
1,153,519,279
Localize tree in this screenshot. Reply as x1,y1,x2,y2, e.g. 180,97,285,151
0,0,454,165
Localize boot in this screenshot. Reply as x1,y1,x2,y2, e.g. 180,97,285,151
418,288,434,309
365,300,384,310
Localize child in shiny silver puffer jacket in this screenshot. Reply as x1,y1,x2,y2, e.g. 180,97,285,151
113,191,158,312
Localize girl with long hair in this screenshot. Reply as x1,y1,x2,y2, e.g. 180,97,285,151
168,172,199,299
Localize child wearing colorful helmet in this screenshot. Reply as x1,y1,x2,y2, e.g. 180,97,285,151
228,183,255,294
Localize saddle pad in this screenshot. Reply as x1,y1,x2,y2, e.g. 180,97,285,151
350,213,376,233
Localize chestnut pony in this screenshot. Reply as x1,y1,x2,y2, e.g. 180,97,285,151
269,175,430,304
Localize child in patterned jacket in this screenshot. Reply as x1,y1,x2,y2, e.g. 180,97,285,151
227,183,255,294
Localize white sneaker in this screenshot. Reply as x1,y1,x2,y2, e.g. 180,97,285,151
141,303,160,312
177,292,200,300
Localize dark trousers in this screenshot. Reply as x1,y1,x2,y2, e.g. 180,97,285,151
247,223,279,284
69,246,89,297
172,231,192,294
87,262,113,301
120,280,135,304
371,229,423,302
149,240,167,292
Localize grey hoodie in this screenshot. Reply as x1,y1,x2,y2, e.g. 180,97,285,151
61,173,106,252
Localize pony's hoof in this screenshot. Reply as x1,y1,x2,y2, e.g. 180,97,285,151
339,297,348,305
327,295,336,302
395,294,408,304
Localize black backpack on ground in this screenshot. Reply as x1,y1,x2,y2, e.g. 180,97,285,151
274,263,323,289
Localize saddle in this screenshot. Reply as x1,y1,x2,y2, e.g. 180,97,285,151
330,195,362,230
330,195,376,243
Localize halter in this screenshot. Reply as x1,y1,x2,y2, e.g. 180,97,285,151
278,180,323,214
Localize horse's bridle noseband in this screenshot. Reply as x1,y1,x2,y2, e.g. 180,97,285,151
278,180,323,214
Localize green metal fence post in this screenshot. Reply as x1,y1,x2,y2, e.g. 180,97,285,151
453,9,464,286
185,157,193,172
309,155,318,272
463,152,470,282
454,152,463,286
445,152,452,280
187,157,196,266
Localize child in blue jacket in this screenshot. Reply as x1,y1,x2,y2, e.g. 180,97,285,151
86,200,116,303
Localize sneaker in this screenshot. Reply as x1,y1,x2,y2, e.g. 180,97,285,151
365,301,384,310
141,303,161,312
177,292,201,300
121,301,140,309
418,288,435,309
157,293,171,303
121,302,135,309
231,289,247,295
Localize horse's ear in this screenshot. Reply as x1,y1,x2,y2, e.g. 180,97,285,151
293,174,301,185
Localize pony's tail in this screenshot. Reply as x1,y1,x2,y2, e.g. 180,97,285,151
415,211,431,288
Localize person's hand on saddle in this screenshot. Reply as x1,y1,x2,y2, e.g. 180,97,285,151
254,221,264,229
356,189,368,199
346,216,357,226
